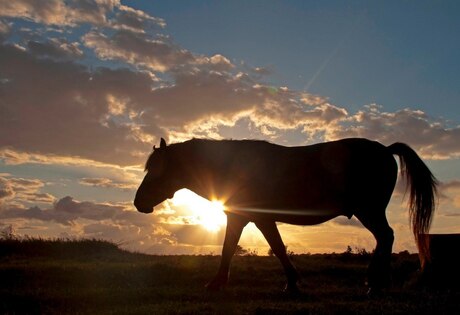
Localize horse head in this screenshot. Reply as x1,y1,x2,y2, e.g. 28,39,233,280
134,138,179,213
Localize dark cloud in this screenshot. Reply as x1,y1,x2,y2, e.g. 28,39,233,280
167,224,225,246
0,43,152,165
0,196,124,225
54,196,121,221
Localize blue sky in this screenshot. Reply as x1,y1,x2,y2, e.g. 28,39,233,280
140,0,460,120
0,0,459,255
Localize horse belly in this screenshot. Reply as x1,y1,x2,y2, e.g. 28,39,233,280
228,207,343,226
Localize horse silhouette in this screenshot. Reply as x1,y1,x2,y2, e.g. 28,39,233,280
134,138,437,294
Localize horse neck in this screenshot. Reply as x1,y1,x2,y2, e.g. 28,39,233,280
176,141,228,196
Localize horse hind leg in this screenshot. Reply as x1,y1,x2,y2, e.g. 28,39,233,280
355,209,394,295
255,220,300,293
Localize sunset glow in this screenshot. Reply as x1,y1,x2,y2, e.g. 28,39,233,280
172,189,227,232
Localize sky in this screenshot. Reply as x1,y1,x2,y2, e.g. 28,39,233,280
1,0,460,255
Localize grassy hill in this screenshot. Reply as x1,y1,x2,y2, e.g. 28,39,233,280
1,238,458,314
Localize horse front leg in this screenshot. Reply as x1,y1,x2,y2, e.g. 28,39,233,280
206,212,248,291
255,220,300,293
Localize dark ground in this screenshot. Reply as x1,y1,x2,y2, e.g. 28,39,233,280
0,238,459,314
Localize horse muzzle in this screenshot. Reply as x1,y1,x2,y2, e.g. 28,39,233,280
134,198,154,214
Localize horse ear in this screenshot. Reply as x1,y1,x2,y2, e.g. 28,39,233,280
160,138,167,149
153,145,156,151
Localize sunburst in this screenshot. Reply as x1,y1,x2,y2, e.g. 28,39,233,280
171,189,227,232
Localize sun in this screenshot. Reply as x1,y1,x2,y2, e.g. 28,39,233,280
171,189,227,232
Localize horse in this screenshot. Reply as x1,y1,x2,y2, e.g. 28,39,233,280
134,137,438,295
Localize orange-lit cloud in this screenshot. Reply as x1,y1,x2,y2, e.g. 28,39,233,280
328,104,460,159
78,177,137,190
0,175,56,205
0,0,163,29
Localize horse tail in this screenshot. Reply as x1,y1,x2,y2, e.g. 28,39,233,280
387,142,438,259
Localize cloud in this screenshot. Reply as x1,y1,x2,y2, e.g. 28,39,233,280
332,216,364,228
28,38,83,60
438,180,460,211
0,0,134,28
2,0,460,174
112,4,166,32
439,180,460,191
328,104,460,159
0,0,70,25
137,68,347,143
54,196,122,223
0,18,11,41
0,196,124,225
0,177,15,201
0,43,153,166
0,175,56,205
3,0,459,256
3,0,458,169
82,30,195,72
166,224,225,246
0,148,145,176
0,194,227,253
79,177,137,190
0,34,348,167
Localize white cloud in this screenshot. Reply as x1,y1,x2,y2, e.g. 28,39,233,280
82,30,195,72
113,4,166,32
328,104,460,159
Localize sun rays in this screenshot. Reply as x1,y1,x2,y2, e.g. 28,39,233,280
171,189,227,232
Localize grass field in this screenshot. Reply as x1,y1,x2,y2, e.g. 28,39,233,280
1,238,458,314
